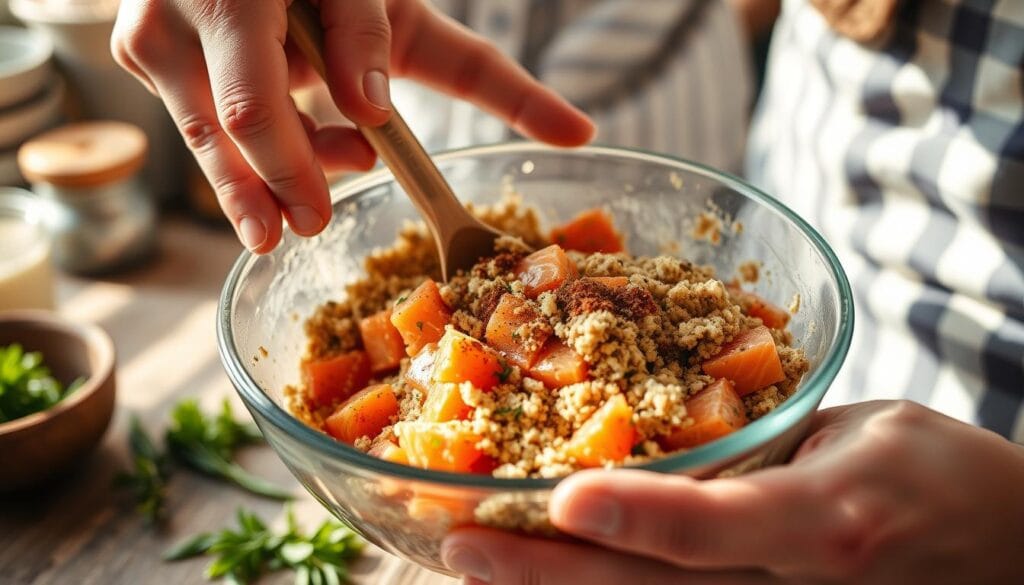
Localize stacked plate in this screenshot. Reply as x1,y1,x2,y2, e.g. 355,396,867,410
0,25,62,185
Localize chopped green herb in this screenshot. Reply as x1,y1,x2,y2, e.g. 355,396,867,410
501,280,513,293
510,330,521,341
0,343,84,423
165,506,363,585
415,321,424,331
396,295,407,305
495,361,514,383
493,405,523,420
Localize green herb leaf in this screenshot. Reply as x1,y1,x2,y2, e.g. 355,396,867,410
166,506,363,584
166,400,291,500
0,343,79,423
494,361,514,383
115,417,172,524
164,532,218,560
280,542,314,564
493,405,523,420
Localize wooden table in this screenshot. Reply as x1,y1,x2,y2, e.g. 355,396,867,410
0,218,456,585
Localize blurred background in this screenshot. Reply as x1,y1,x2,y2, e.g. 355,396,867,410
0,0,778,290
0,3,777,583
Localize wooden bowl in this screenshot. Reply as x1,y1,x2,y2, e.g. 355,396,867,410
0,310,116,491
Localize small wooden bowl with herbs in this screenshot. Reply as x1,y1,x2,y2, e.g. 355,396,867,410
0,310,116,491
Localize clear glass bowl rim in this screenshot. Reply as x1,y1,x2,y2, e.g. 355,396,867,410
217,142,855,490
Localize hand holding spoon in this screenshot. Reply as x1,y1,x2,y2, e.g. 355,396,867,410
286,0,510,281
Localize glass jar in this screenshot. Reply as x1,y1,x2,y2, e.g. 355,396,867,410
0,187,55,311
17,121,156,274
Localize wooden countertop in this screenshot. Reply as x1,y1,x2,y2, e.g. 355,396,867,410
0,217,456,585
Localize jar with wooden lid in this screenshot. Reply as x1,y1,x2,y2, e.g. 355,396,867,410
17,121,156,274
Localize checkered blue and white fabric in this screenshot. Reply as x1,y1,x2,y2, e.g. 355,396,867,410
747,0,1024,442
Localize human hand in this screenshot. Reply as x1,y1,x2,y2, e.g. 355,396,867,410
443,400,1024,584
111,0,595,253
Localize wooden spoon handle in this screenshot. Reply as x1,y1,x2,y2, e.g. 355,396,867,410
286,0,472,240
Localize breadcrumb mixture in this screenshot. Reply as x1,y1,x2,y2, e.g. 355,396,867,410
291,195,808,478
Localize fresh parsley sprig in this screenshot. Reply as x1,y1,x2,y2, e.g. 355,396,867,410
164,506,363,585
166,400,292,501
0,343,83,424
118,399,292,522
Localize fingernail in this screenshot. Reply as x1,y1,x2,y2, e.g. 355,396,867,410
363,70,391,111
555,492,621,538
286,205,324,235
442,544,492,583
238,216,267,250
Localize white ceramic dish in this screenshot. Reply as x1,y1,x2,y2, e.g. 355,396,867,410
0,26,54,109
0,76,63,150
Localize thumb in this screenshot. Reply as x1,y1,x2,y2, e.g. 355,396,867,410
320,0,392,126
549,468,855,577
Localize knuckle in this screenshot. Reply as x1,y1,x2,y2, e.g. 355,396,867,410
211,175,256,215
193,0,242,29
885,399,929,426
793,427,838,459
109,33,132,69
112,0,167,65
352,14,392,46
116,25,160,65
217,88,275,140
857,404,919,460
261,167,305,193
177,114,223,152
212,175,249,200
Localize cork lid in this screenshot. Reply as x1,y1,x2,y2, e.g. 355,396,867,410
18,121,148,188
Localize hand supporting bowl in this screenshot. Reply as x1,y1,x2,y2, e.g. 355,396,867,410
217,143,854,575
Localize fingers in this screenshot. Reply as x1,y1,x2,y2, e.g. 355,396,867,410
309,126,377,172
390,1,595,146
548,468,853,576
442,527,777,585
110,0,165,96
197,0,331,236
149,49,283,253
285,38,321,90
295,111,376,172
320,0,393,126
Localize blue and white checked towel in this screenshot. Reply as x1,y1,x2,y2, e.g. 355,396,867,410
748,0,1024,441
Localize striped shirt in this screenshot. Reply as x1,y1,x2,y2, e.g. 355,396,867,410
392,0,1024,441
403,0,752,173
748,0,1024,441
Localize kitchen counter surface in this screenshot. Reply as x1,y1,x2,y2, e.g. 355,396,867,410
0,217,456,585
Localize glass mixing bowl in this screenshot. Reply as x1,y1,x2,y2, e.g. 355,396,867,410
217,143,854,575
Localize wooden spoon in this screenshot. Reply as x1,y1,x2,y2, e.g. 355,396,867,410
286,0,508,282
